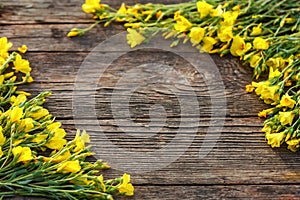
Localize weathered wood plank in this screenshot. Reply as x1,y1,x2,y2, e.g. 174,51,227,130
7,185,300,200
2,0,300,199
0,0,188,24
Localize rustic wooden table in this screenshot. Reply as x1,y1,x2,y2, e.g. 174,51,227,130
1,0,300,199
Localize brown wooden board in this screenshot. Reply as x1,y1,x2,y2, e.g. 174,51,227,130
1,0,300,199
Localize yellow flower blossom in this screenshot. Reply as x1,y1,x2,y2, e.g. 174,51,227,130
250,23,262,36
277,94,296,109
230,36,252,57
253,37,269,50
286,139,300,152
19,118,34,132
67,29,79,37
74,130,90,152
217,26,233,42
249,54,261,68
57,160,81,173
0,126,6,146
82,0,101,13
118,173,134,196
0,147,3,158
18,45,28,53
221,11,239,26
97,175,106,192
13,54,31,74
10,106,24,123
245,84,255,93
116,3,127,22
266,57,285,69
12,146,33,163
46,128,67,150
252,81,280,104
210,5,223,17
258,108,274,118
189,27,205,45
232,5,241,11
126,28,146,48
174,15,192,32
11,94,27,106
44,150,71,163
266,132,285,148
200,37,217,52
268,67,281,79
0,37,13,58
47,122,62,131
28,106,49,120
32,134,48,143
278,111,295,126
197,0,213,18
0,75,4,85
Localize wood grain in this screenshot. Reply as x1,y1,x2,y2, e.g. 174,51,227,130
1,0,300,199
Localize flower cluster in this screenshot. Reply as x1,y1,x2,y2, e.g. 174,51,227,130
69,0,300,151
0,37,134,199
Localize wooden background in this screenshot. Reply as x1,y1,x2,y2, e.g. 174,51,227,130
1,0,300,199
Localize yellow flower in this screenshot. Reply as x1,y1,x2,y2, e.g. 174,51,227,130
0,147,3,158
44,150,71,163
118,173,134,196
250,23,262,36
286,139,300,152
46,128,67,150
230,36,252,57
67,29,79,37
28,106,49,120
82,0,101,13
97,175,106,192
47,122,60,131
266,132,285,148
12,146,33,163
266,57,285,69
22,75,34,83
252,81,280,104
232,5,241,11
210,5,223,17
10,106,24,123
217,26,233,42
249,54,261,68
189,27,205,45
258,108,274,118
18,45,28,53
126,28,145,48
197,0,213,18
13,54,31,74
32,134,48,143
268,67,281,79
278,94,296,109
57,160,81,173
11,94,27,106
0,126,6,146
245,84,255,93
0,75,4,85
116,3,127,22
0,37,13,58
73,130,90,152
201,36,217,52
19,118,34,132
174,15,192,32
253,37,269,50
221,11,239,26
278,111,295,126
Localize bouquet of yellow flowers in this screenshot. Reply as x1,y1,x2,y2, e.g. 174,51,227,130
69,0,300,151
0,37,133,199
